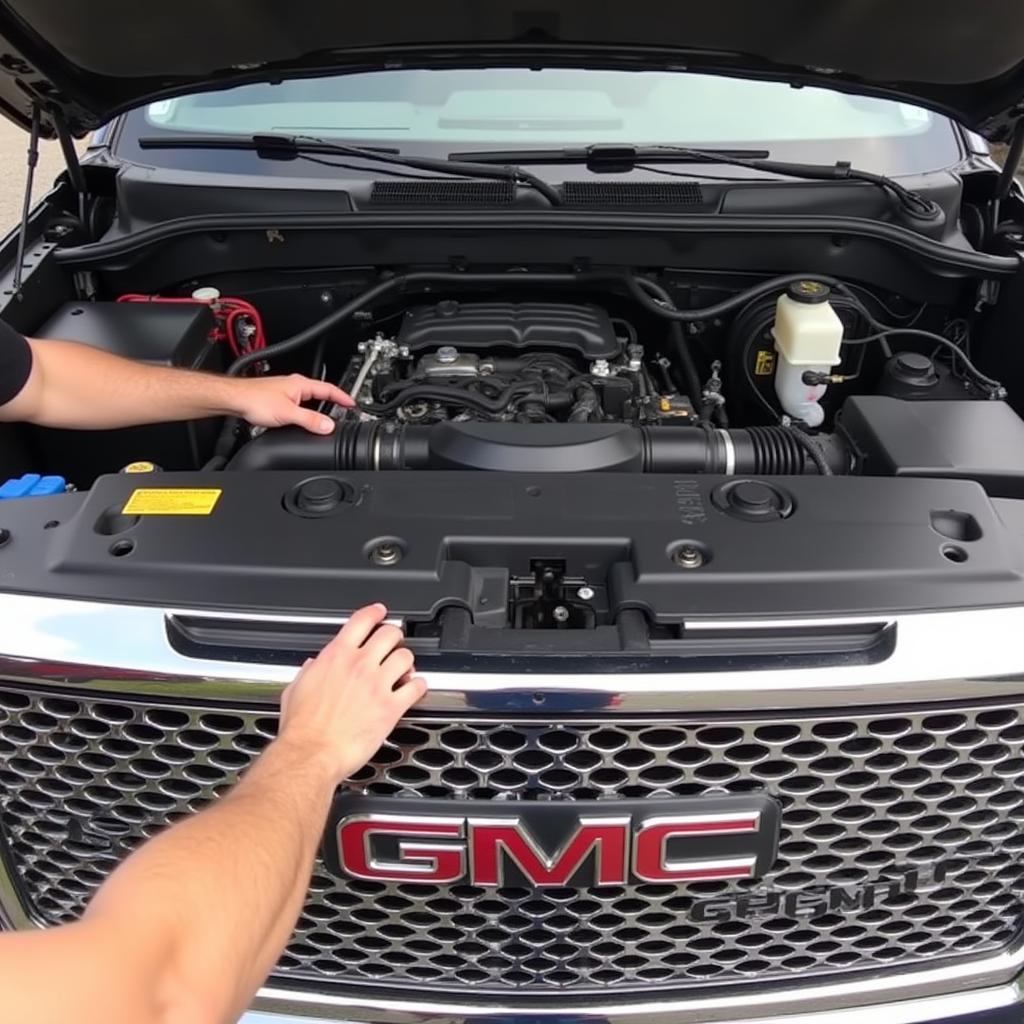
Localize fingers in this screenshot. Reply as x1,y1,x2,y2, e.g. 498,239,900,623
393,675,428,713
334,604,389,649
363,623,406,665
380,646,415,683
285,404,336,435
297,377,356,408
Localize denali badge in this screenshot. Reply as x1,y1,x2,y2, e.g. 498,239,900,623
326,795,780,887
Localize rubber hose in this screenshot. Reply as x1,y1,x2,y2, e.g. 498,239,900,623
227,421,849,474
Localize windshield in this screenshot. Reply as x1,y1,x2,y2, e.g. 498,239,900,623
124,69,963,175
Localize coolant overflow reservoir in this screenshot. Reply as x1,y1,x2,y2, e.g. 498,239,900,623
772,281,844,428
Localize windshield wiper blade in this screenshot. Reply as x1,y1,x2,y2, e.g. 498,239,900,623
137,134,562,206
449,144,939,219
139,133,403,156
450,145,770,165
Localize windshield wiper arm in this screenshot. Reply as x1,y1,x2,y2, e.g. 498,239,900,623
449,145,938,219
138,134,562,206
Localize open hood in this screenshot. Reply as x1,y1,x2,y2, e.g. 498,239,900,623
3,0,1024,140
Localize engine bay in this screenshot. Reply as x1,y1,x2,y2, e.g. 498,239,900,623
9,264,1024,499
6,257,1024,636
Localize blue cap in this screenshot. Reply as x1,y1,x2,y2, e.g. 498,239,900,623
0,474,67,500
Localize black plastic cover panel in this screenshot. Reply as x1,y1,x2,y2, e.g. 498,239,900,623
397,302,620,359
35,301,216,368
0,472,1022,626
840,397,1024,499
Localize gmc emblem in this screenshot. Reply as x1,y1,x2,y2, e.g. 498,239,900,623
326,795,780,887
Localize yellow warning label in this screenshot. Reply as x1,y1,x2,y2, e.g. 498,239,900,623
122,489,222,516
754,350,776,376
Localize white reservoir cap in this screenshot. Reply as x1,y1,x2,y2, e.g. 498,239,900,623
191,287,221,303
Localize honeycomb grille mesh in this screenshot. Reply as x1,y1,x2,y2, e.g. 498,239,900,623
2,685,1024,994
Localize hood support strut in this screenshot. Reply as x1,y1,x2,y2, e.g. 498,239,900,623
52,108,86,222
12,101,40,300
12,101,89,299
989,115,1024,245
997,117,1024,203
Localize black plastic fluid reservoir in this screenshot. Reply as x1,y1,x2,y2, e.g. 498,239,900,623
879,352,940,399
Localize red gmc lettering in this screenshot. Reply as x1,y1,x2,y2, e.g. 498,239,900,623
469,816,630,886
336,809,769,886
632,814,761,882
338,816,465,883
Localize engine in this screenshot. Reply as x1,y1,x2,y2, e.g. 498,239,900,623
225,276,1023,491
341,301,695,426
31,268,1023,495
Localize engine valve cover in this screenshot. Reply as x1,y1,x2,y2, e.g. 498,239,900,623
397,301,622,359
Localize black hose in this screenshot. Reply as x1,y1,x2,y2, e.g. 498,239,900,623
229,268,998,393
842,327,1004,393
227,270,859,377
786,426,833,476
671,326,705,414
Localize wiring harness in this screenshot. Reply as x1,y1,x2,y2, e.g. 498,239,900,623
118,293,268,360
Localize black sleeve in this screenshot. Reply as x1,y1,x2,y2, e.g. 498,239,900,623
0,320,32,406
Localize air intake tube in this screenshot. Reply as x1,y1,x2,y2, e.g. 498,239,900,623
228,422,849,475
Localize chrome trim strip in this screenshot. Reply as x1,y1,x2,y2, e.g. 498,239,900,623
246,940,1024,1021
1,593,1024,712
240,985,1023,1024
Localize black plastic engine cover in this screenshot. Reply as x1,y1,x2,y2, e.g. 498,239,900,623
1,472,1022,628
396,301,621,359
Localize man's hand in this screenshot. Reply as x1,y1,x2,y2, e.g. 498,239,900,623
4,337,359,433
278,604,427,784
228,373,355,435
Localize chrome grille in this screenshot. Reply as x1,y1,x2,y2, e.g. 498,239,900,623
2,685,1024,993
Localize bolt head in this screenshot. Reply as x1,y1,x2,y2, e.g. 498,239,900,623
370,543,402,566
577,586,595,601
552,606,570,623
673,545,705,569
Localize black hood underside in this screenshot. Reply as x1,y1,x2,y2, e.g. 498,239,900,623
2,0,1024,139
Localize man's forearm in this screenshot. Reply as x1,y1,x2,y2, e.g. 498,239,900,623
21,338,245,428
86,737,337,1024
0,606,421,1024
